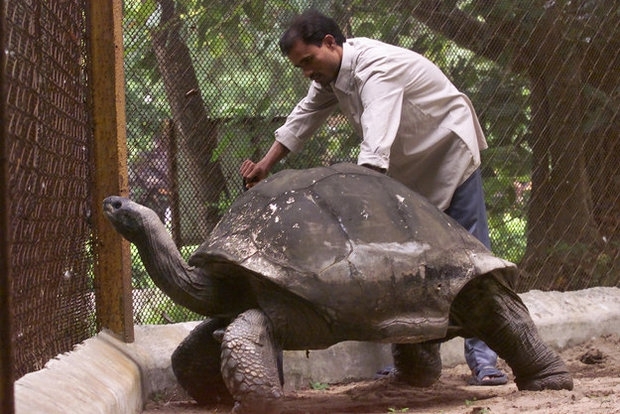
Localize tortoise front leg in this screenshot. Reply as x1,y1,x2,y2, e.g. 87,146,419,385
171,317,232,405
221,309,283,414
450,274,573,391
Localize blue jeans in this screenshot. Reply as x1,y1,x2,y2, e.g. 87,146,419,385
444,169,499,373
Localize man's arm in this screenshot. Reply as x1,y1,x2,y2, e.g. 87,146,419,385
357,83,405,172
240,141,290,188
352,44,416,172
240,83,337,188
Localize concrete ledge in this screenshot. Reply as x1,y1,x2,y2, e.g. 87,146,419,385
15,333,143,414
14,287,620,413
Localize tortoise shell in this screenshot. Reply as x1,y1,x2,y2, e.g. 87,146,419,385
189,163,515,342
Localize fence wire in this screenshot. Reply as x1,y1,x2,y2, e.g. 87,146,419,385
4,0,95,379
123,0,619,323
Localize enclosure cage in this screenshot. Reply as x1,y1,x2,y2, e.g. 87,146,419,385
1,1,619,413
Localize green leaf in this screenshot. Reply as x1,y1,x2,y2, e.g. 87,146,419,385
243,0,265,21
131,0,158,27
208,34,227,58
355,21,376,37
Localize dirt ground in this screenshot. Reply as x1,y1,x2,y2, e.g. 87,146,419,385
143,334,620,414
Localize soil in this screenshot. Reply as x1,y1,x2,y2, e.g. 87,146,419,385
143,334,620,414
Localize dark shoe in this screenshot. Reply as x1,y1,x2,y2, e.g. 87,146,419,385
374,365,395,379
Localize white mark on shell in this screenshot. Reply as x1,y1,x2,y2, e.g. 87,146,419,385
354,241,431,255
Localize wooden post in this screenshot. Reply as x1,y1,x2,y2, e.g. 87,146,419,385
87,0,133,342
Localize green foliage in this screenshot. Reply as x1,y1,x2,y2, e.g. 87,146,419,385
309,381,330,390
134,292,202,325
488,212,527,263
464,397,490,412
123,0,532,177
130,244,202,324
130,243,151,290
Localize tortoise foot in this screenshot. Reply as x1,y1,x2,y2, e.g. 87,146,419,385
232,398,282,414
516,371,573,391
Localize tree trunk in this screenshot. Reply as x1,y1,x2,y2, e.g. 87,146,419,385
151,0,227,242
517,6,602,291
404,0,616,290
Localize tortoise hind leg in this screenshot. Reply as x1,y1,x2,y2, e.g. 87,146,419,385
392,342,442,387
450,275,573,391
221,309,283,414
171,317,233,405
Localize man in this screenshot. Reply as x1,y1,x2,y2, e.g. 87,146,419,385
240,9,507,386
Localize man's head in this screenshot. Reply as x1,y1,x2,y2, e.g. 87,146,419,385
279,10,346,86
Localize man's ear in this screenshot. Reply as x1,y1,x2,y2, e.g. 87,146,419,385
323,34,337,48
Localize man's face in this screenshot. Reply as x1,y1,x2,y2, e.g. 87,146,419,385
286,35,342,86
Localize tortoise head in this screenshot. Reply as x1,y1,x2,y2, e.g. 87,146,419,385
103,195,163,244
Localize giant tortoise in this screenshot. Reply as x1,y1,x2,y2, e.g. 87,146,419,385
103,163,572,413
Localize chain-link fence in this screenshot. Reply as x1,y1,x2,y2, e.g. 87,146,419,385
3,0,95,380
122,0,619,323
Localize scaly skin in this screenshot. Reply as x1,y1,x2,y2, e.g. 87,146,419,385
220,309,283,414
450,275,573,391
171,318,233,405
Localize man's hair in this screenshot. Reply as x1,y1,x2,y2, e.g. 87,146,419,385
279,9,346,55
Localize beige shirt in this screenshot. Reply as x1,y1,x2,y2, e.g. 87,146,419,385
275,37,487,210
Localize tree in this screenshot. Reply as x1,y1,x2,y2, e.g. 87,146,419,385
396,0,619,290
149,0,229,242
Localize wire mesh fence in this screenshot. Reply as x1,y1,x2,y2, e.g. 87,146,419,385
122,0,619,324
4,0,95,380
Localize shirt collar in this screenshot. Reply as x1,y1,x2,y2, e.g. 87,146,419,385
333,39,354,93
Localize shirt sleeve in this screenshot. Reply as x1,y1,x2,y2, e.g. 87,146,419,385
274,82,338,153
357,84,404,170
355,56,409,171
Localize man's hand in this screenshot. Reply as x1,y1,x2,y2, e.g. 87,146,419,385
361,164,387,174
239,141,291,189
240,159,269,189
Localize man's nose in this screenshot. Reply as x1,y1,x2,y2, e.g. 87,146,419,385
302,68,312,78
